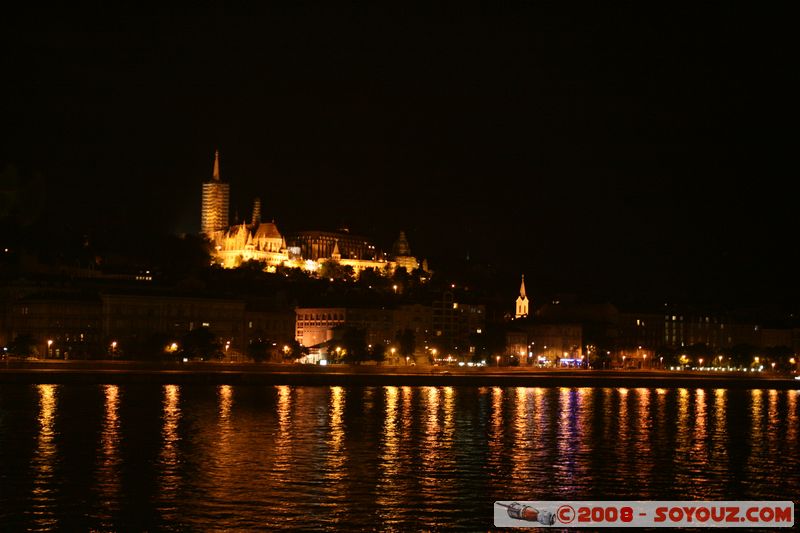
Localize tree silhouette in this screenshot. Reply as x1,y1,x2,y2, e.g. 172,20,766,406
179,327,222,361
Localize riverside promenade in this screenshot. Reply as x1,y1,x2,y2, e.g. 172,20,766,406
1,360,798,389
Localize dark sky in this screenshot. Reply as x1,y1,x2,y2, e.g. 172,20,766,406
1,5,797,306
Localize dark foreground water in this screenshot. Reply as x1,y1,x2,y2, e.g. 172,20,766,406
0,384,797,530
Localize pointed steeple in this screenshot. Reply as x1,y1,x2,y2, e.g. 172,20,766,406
515,274,529,318
212,149,220,180
331,239,341,261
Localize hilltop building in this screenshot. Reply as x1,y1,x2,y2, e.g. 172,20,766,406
202,152,428,275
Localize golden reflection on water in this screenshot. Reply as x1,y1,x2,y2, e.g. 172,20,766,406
674,388,690,487
693,389,707,455
573,388,594,491
617,387,629,447
711,389,728,471
655,388,668,456
419,387,442,496
381,386,399,464
767,389,778,433
557,387,571,460
766,389,779,459
443,386,454,441
510,388,532,489
376,386,401,524
745,389,766,482
514,388,531,448
634,388,653,488
401,386,412,437
96,385,121,524
750,389,763,444
788,390,798,445
487,387,504,483
328,386,345,470
219,385,233,422
31,384,58,529
159,385,181,503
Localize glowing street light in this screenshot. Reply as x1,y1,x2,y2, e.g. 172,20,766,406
496,355,501,367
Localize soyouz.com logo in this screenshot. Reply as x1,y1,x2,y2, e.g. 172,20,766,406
494,501,794,528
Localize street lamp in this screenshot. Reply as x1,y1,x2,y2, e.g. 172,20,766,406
496,355,501,367
622,355,626,368
390,347,396,364
643,353,647,369
111,341,117,360
47,339,53,358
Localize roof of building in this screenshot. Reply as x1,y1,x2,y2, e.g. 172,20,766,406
253,222,282,240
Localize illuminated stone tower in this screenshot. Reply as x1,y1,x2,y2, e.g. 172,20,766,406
251,197,261,225
515,275,529,318
201,150,230,235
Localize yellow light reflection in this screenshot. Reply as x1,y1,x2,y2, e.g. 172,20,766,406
31,384,58,529
617,387,629,447
376,386,401,521
693,389,707,454
443,386,454,440
635,388,652,463
219,384,233,421
329,386,344,461
159,385,181,501
96,384,121,525
487,387,505,483
712,389,728,467
787,390,798,445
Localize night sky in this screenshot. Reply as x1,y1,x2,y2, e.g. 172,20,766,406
2,5,797,307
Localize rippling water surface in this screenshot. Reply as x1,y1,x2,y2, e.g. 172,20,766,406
0,385,797,530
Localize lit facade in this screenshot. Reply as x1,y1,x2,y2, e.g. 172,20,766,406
201,156,427,276
515,274,529,318
201,150,230,235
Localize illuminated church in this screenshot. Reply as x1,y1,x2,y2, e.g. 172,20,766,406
201,151,427,275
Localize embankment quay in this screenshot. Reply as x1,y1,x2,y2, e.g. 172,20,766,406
1,361,798,389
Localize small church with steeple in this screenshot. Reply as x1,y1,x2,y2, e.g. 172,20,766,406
515,275,529,318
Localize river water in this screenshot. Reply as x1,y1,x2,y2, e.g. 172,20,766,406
0,384,797,530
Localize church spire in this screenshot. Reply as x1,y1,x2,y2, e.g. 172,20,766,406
212,149,220,180
515,274,529,318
